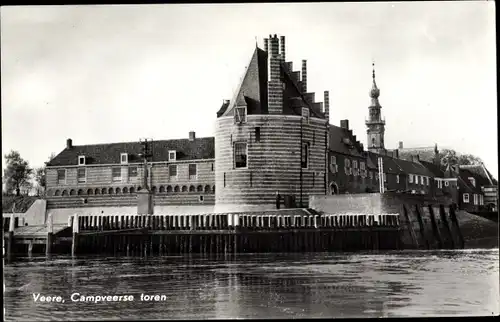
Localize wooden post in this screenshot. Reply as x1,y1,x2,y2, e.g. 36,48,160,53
414,205,430,249
428,205,443,249
401,204,419,249
46,213,53,256
72,214,79,257
449,205,465,249
439,205,455,249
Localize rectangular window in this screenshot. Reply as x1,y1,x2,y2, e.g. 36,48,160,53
57,169,66,184
234,106,247,123
301,142,309,169
369,171,373,179
128,166,138,177
121,153,128,164
463,193,469,203
255,127,261,142
469,177,476,187
383,173,387,183
345,158,352,175
445,181,449,187
301,107,310,124
360,162,365,170
169,165,177,177
234,142,248,168
211,162,214,172
396,174,400,184
78,156,85,165
473,194,478,205
480,195,484,205
168,150,176,161
330,156,338,173
409,174,413,183
77,168,86,183
331,156,337,165
112,167,121,182
189,164,197,179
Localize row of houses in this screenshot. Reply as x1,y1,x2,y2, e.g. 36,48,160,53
44,34,497,214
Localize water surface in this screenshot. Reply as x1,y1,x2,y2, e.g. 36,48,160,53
3,249,499,320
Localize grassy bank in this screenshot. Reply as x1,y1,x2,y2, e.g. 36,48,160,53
2,195,39,213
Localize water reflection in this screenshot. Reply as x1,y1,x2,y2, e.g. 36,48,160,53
4,250,499,320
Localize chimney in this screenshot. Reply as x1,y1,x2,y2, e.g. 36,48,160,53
301,60,307,93
189,131,196,141
324,91,330,122
264,38,269,52
267,34,283,115
398,141,403,149
395,149,399,159
340,119,349,130
280,36,285,61
67,138,73,149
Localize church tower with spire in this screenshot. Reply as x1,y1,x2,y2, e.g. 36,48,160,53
365,62,386,154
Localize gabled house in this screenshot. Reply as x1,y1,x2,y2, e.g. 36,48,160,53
458,164,498,212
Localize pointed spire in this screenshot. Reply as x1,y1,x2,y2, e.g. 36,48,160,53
369,61,380,99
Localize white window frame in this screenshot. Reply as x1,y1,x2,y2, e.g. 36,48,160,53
301,107,310,124
169,164,178,179
463,193,469,203
168,150,176,161
112,167,122,182
444,181,449,187
188,163,197,180
396,174,400,184
409,174,413,183
120,153,128,164
301,142,309,169
78,155,86,165
77,168,87,184
330,156,338,173
369,171,373,179
128,166,138,178
469,177,476,187
234,142,248,169
344,158,352,175
57,169,67,185
234,106,247,124
480,194,484,205
473,194,478,205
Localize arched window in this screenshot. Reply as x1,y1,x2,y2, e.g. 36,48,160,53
108,187,114,194
137,186,142,192
94,188,100,195
47,189,53,197
167,185,173,193
152,186,157,193
70,189,76,196
174,186,180,192
55,190,61,196
78,189,83,196
197,185,203,192
62,190,68,196
371,137,376,147
130,187,135,194
87,189,93,195
101,187,107,194
204,185,211,193
159,186,165,193
182,186,188,192
122,187,129,193
212,185,216,193
189,185,195,192
115,187,121,194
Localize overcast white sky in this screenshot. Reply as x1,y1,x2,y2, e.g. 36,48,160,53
1,2,497,178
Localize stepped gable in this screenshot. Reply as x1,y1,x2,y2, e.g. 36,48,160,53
220,36,325,119
47,137,215,166
329,125,363,157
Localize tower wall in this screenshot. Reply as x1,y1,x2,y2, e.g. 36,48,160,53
215,115,327,212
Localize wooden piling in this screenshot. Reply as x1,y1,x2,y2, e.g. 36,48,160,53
439,205,455,249
401,204,419,249
448,205,465,249
414,205,430,249
72,214,79,257
46,213,54,256
428,205,443,249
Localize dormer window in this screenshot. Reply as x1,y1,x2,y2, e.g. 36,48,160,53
78,156,86,165
120,153,128,164
234,106,247,124
468,177,476,187
301,107,310,124
168,150,176,161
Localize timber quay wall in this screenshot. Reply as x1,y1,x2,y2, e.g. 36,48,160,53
4,211,401,258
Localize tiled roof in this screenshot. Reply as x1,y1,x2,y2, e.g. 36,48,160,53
367,151,435,177
47,137,215,166
329,125,364,158
420,160,445,177
459,165,496,185
398,147,436,162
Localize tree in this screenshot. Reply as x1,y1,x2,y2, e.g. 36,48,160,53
3,150,33,196
438,149,483,171
34,153,56,196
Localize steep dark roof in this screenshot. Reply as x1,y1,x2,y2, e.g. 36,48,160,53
420,160,445,177
220,44,325,119
398,147,436,162
367,151,435,177
329,125,364,158
47,137,215,166
459,165,496,186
